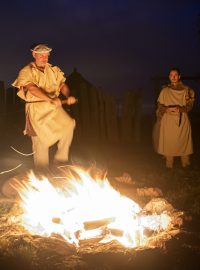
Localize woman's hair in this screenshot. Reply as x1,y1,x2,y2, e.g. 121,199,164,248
169,67,181,76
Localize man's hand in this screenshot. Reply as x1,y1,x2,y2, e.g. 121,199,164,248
66,96,77,105
50,97,62,106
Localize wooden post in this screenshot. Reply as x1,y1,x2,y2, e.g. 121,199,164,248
88,86,100,142
98,91,107,142
0,81,5,113
105,94,119,143
133,90,142,143
121,91,135,143
68,86,82,142
79,82,91,140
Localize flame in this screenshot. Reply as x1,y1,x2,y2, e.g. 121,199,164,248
16,167,172,248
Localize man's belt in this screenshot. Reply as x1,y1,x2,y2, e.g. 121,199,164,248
25,98,78,105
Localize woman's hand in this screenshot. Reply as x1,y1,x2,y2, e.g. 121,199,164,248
166,106,180,113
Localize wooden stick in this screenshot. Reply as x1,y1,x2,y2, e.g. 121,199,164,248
83,217,115,230
61,98,78,105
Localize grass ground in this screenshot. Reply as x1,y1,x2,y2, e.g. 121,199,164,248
0,112,200,269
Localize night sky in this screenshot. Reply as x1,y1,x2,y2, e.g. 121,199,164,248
0,0,200,110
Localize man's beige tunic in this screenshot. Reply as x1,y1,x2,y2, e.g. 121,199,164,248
12,62,75,148
155,84,194,157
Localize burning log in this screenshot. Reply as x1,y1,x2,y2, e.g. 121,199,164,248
84,217,115,230
143,198,174,214
109,172,163,204
136,187,163,197
52,217,61,224
108,228,123,237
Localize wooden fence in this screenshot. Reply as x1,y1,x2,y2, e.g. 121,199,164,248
68,69,142,143
0,70,142,144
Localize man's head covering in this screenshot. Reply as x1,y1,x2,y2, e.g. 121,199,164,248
30,44,52,53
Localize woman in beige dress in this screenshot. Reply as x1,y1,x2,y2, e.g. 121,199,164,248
153,68,195,169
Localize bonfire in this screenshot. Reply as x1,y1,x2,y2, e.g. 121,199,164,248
0,166,183,269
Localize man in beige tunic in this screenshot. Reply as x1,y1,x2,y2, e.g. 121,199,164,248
12,44,76,168
153,68,195,168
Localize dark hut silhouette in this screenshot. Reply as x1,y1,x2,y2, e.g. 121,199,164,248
67,68,142,144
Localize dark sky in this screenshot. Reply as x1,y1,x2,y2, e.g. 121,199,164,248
0,0,200,109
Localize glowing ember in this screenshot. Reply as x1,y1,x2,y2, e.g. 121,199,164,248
15,167,173,248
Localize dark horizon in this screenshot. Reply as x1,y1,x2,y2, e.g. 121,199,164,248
0,0,200,110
